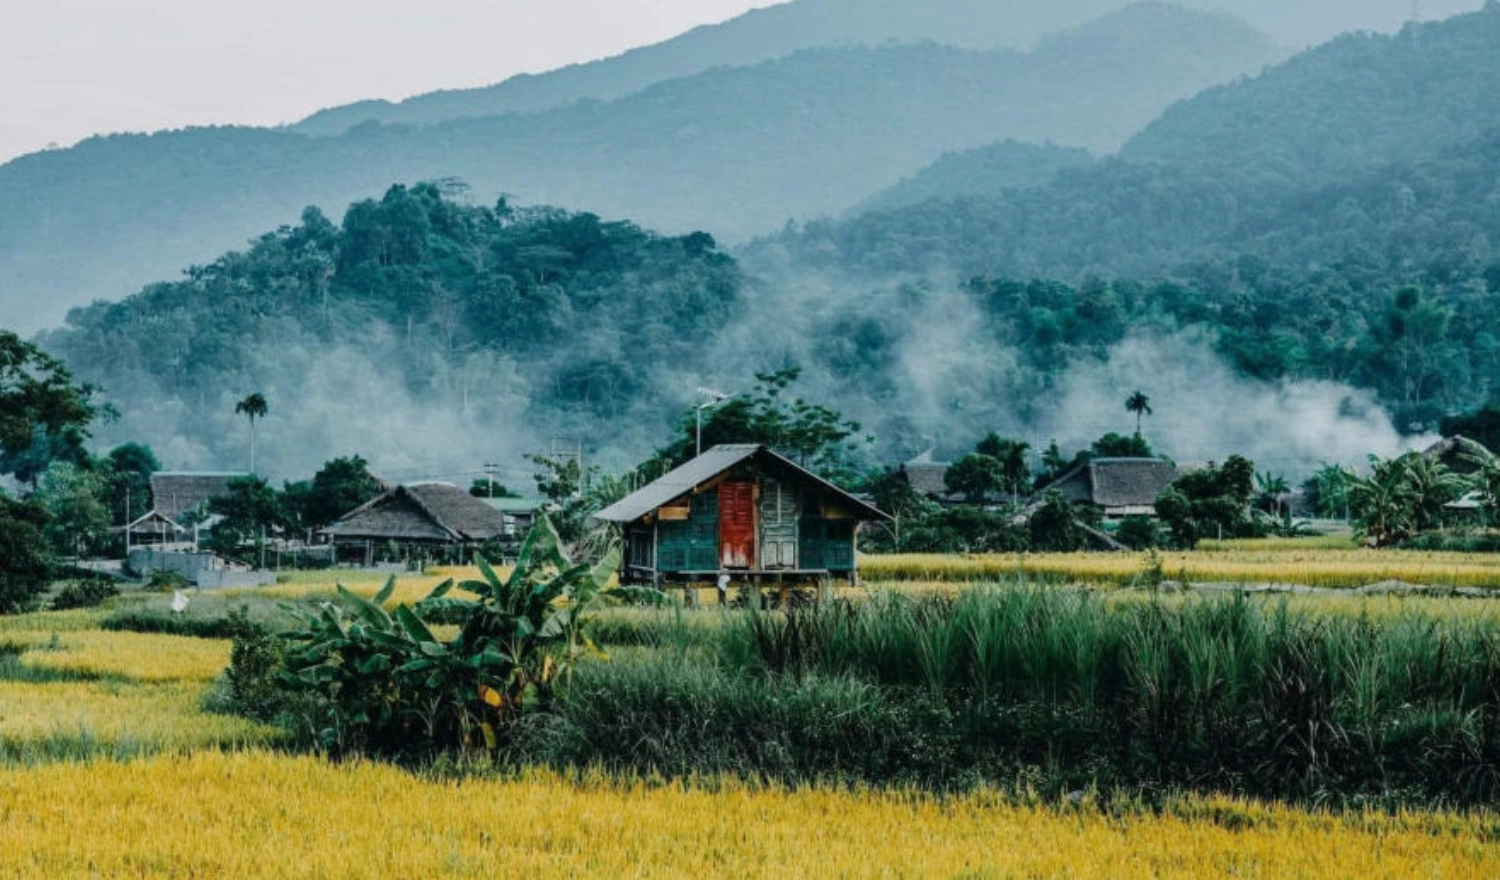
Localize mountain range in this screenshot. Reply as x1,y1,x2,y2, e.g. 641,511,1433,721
0,2,1281,335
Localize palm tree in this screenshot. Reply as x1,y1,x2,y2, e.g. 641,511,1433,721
235,393,268,474
1255,471,1291,521
1125,391,1153,436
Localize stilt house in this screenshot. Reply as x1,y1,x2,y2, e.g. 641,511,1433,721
594,444,888,586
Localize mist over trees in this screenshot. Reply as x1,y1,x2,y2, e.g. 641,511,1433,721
0,3,1279,334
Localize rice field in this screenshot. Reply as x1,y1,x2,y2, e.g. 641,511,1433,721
2,554,1500,876
0,750,1497,879
863,542,1500,590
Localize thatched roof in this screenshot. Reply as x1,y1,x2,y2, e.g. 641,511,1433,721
323,483,506,543
149,472,248,520
902,462,952,499
1046,458,1179,512
595,444,888,524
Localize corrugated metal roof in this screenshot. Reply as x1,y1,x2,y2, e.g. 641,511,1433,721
595,445,761,523
594,444,888,524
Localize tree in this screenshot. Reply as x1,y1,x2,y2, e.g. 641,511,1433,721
1092,432,1153,458
1303,463,1351,520
469,479,519,499
36,463,112,559
1154,455,1260,548
207,476,286,564
975,433,1031,494
0,332,102,484
1028,490,1084,552
1126,390,1153,436
944,453,1007,504
235,393,269,474
0,492,51,614
104,442,160,526
1347,456,1419,547
1254,471,1291,521
291,456,385,531
672,366,867,483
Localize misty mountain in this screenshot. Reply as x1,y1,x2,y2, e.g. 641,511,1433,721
756,4,1500,280
0,3,1278,336
38,184,744,479
851,142,1096,216
1123,1,1500,183
292,0,1483,137
39,179,1496,487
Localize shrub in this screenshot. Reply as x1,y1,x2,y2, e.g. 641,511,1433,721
50,577,119,610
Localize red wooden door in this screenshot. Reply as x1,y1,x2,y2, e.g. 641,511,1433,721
719,481,756,569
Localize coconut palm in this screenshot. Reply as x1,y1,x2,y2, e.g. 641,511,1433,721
235,393,268,474
1125,391,1152,436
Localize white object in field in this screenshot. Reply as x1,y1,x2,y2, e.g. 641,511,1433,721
170,590,190,614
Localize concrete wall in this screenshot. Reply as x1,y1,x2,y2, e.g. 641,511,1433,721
194,569,277,589
127,549,275,589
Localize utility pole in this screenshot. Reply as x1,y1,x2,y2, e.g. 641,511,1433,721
695,387,731,458
483,462,499,497
124,487,131,558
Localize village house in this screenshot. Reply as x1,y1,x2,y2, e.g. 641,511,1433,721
123,471,249,547
322,482,508,565
594,444,888,590
1041,458,1180,519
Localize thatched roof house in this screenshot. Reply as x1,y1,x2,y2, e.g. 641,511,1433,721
323,483,506,546
1044,458,1179,518
596,444,887,587
148,472,248,520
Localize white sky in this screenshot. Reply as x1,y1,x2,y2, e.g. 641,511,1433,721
0,0,778,163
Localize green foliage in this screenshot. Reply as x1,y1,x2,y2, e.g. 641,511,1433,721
669,366,868,483
0,493,52,615
1155,455,1261,548
35,462,112,558
284,455,384,530
1092,432,1153,459
49,577,119,611
206,476,287,562
1347,453,1467,547
900,506,1028,554
103,442,160,526
274,515,620,756
0,332,102,486
1028,491,1085,552
1115,516,1164,551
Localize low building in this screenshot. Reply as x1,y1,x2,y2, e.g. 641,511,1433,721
322,483,507,565
1042,458,1179,519
594,444,888,587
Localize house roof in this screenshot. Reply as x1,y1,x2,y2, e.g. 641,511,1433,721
148,472,249,520
1045,458,1179,510
902,461,952,498
323,483,506,542
594,444,888,524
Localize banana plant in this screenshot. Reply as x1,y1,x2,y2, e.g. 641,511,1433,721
278,513,620,755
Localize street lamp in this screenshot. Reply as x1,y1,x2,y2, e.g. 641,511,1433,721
696,387,731,458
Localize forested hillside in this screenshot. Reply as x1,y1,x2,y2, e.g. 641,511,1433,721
39,184,742,478
754,5,1500,279
0,4,1277,335
852,142,1096,214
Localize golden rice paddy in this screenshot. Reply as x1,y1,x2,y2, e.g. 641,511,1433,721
0,751,1497,879
2,551,1499,877
863,545,1500,590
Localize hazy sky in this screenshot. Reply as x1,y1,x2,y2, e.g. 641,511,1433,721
0,0,777,164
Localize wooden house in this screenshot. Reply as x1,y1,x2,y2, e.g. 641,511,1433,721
322,483,507,565
594,444,888,587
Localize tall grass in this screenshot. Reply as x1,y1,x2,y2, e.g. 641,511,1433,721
547,586,1500,803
